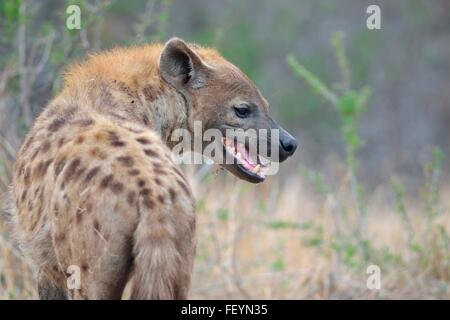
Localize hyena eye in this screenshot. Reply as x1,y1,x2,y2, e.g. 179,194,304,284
233,105,251,118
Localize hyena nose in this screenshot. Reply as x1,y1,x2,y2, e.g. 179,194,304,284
279,128,297,162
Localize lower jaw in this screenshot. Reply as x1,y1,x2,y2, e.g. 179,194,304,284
222,162,265,183
239,166,265,183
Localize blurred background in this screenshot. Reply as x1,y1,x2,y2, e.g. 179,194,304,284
0,0,449,299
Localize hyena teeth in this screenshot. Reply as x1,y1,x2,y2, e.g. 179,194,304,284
251,164,261,174
258,155,270,167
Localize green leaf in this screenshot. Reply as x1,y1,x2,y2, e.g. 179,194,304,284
216,208,229,221
303,236,323,247
337,91,359,117
287,53,338,106
271,257,285,271
257,200,267,213
331,31,351,89
266,220,312,230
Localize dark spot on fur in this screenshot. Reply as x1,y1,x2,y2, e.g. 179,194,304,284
177,179,191,196
38,159,53,177
110,113,127,121
85,166,100,183
137,179,146,188
100,174,113,188
38,187,44,200
142,196,154,209
63,193,69,201
153,162,163,169
144,149,158,157
75,166,86,179
56,233,66,242
173,166,189,184
94,132,103,141
76,208,84,224
154,167,166,175
140,188,151,196
81,263,89,272
111,140,126,147
155,177,162,185
107,130,125,146
128,169,140,176
127,191,136,205
169,188,176,203
64,158,81,181
34,186,41,198
57,137,66,147
75,135,84,144
142,115,150,126
73,118,95,127
54,157,66,177
42,250,50,259
21,190,27,202
136,137,150,145
117,156,134,167
107,130,125,147
107,130,119,139
41,140,51,152
143,85,161,102
93,219,101,231
111,181,124,194
90,148,107,160
24,168,31,186
157,194,166,204
157,214,166,224
48,118,66,132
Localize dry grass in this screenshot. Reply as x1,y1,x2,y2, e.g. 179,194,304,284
189,167,450,299
1,162,449,300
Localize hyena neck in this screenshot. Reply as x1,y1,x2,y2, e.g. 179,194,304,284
134,81,189,146
60,45,190,148
60,79,188,147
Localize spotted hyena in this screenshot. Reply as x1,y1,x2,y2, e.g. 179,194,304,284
9,38,297,299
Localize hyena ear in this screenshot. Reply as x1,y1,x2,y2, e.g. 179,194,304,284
159,37,210,90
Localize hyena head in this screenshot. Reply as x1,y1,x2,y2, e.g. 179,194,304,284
160,38,297,183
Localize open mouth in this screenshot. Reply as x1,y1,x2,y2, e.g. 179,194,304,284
221,137,270,182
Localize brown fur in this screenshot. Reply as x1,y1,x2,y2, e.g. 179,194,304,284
10,37,292,299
